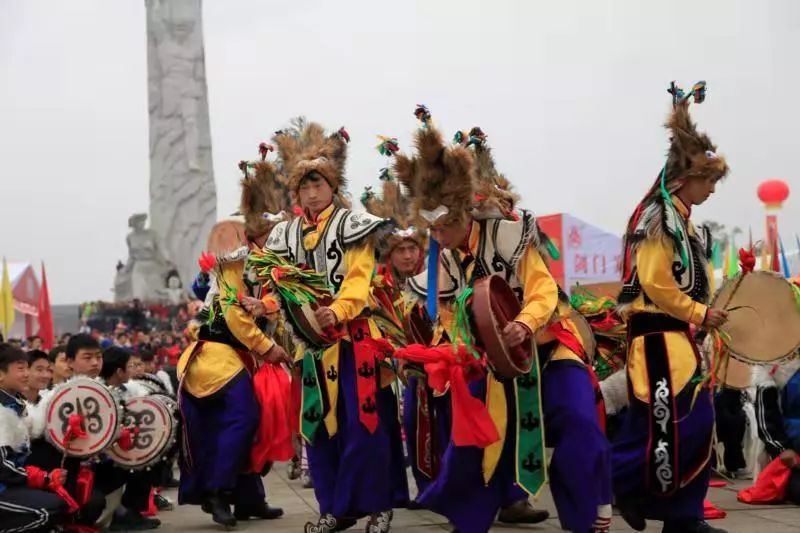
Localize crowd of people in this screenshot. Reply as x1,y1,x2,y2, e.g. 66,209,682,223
2,84,800,533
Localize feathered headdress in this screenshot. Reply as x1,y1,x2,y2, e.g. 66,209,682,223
237,142,293,240
361,137,427,258
392,105,474,226
454,126,520,220
272,117,350,196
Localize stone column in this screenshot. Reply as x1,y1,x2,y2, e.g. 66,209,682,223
144,0,216,291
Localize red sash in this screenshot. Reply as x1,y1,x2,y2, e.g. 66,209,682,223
350,318,379,433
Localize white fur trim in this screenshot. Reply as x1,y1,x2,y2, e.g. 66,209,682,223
600,368,629,415
123,380,152,401
419,205,449,223
0,405,31,451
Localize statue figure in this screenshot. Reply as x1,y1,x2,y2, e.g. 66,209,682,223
145,0,217,290
113,259,132,302
122,213,172,302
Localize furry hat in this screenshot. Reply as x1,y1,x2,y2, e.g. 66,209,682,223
663,82,729,188
272,117,350,196
361,146,427,258
238,142,293,240
393,106,474,227
454,127,520,220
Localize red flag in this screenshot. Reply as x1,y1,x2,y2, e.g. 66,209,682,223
36,262,55,350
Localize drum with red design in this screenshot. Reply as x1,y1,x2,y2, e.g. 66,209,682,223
44,377,122,458
471,275,536,379
284,296,341,349
106,395,178,471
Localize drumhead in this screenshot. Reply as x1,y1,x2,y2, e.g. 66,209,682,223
570,311,597,365
712,271,800,364
44,377,122,458
106,395,178,470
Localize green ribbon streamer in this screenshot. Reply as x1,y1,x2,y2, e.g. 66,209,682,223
451,287,480,359
300,349,324,443
515,363,546,497
658,163,689,268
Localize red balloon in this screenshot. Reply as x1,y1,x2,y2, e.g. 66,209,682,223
757,179,790,205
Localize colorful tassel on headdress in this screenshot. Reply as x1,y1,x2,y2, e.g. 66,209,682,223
258,142,274,161
378,167,393,181
238,160,248,174
738,247,756,273
376,135,399,156
453,131,466,145
414,104,431,127
360,186,375,206
337,127,350,143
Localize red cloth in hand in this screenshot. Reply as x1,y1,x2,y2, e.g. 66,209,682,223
75,466,94,506
24,466,47,489
737,457,792,504
250,363,295,472
395,343,500,448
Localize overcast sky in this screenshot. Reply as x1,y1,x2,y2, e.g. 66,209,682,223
1,0,798,304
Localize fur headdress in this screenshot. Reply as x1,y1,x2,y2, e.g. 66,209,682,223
392,106,474,227
237,142,293,240
361,140,427,258
454,126,520,220
621,81,727,280
272,117,350,196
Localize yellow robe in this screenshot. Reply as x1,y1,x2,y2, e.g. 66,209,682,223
178,260,275,398
624,197,709,402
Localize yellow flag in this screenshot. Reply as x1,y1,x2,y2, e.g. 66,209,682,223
0,258,14,336
760,242,770,271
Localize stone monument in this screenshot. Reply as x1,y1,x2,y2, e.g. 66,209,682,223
114,213,173,302
144,0,216,292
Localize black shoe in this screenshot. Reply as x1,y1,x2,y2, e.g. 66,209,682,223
154,493,173,512
663,520,727,533
406,500,423,510
205,495,236,529
616,498,646,531
234,502,284,520
497,500,549,524
109,509,161,531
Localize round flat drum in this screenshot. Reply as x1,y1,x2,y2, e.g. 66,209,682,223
106,395,178,470
44,377,121,458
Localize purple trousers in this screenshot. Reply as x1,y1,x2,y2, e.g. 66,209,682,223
612,383,714,522
542,360,612,532
402,376,451,498
416,376,527,533
179,370,265,506
306,343,409,517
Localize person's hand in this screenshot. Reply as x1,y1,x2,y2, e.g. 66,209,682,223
315,307,338,329
502,322,529,348
780,449,799,469
242,296,267,317
264,344,290,365
703,308,729,329
48,468,67,487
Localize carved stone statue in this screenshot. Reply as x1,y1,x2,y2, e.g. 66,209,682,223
145,0,217,290
117,213,173,302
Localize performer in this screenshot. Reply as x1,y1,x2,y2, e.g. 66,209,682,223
395,112,609,533
178,148,290,528
753,356,800,504
266,119,406,532
613,81,729,533
361,160,435,504
0,343,68,533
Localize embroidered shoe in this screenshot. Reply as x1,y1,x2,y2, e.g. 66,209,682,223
365,511,392,533
663,520,727,533
287,456,302,480
302,469,314,489
304,514,358,533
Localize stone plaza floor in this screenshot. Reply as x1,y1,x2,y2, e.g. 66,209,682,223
153,465,800,532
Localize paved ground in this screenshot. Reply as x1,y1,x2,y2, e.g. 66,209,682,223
153,466,800,532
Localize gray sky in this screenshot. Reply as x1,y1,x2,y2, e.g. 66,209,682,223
2,0,799,304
